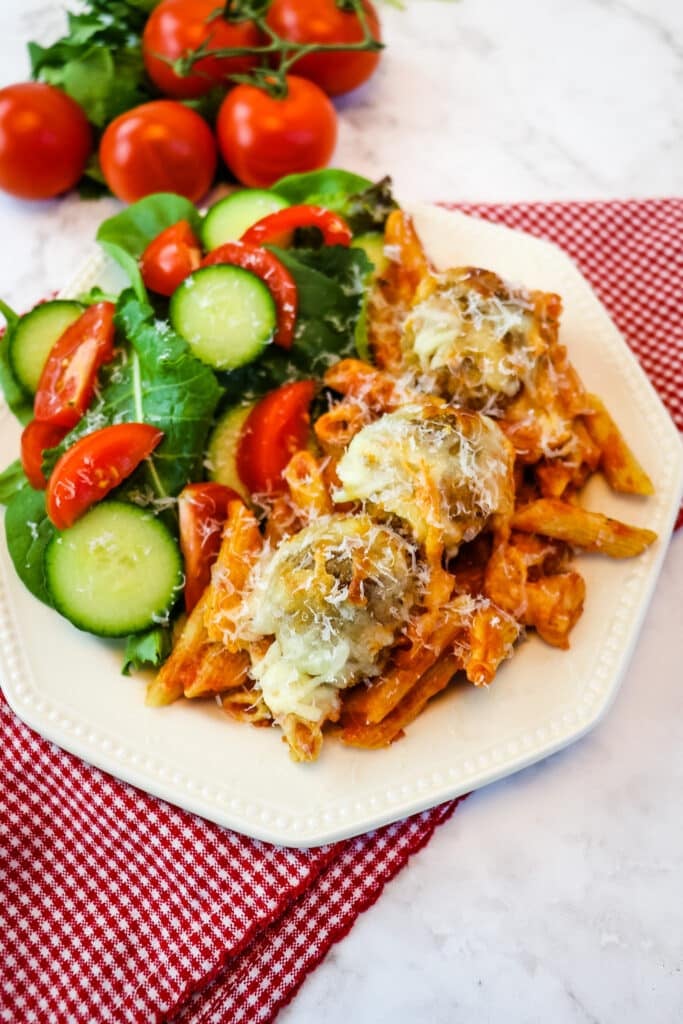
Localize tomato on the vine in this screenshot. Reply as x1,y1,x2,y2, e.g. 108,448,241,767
0,83,92,200
99,101,217,204
46,423,164,530
142,0,262,100
216,75,337,189
266,0,381,96
140,220,202,297
236,380,316,494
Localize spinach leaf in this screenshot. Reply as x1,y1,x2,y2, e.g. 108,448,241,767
0,461,29,506
122,625,172,676
0,300,33,425
219,244,372,402
97,193,203,302
43,292,222,500
4,486,55,606
272,169,373,213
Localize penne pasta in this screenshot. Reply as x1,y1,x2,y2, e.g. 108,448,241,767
283,450,333,520
340,654,461,749
584,393,654,495
511,499,657,558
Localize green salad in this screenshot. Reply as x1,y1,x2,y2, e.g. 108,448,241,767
0,169,397,673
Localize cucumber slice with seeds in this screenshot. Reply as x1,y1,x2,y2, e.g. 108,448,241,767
201,190,289,249
207,401,256,500
9,300,84,394
351,233,389,278
45,502,182,638
170,265,276,370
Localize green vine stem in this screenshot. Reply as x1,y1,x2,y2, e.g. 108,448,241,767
169,0,383,98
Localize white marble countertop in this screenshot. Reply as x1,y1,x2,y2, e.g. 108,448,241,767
1,1,681,1022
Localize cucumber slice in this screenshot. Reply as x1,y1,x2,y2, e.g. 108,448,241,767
201,190,289,249
170,265,276,370
9,300,84,394
45,501,182,638
207,401,256,499
351,233,389,278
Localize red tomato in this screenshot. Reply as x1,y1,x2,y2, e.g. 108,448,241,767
46,423,164,530
34,302,116,429
20,420,69,490
142,0,261,99
0,83,92,200
216,76,337,189
241,204,351,249
236,380,316,494
140,220,202,296
266,0,381,96
99,101,217,204
202,242,297,349
178,481,240,612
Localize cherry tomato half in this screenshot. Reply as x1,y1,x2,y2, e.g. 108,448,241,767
20,420,70,490
46,423,164,530
236,379,316,494
0,83,92,200
216,76,337,189
202,242,298,349
140,220,202,296
178,481,240,612
266,0,381,97
99,101,217,204
34,302,116,429
143,0,261,99
241,204,352,249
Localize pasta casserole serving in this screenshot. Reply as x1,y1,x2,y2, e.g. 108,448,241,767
149,206,657,761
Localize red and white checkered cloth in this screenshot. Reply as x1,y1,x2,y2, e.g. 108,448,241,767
1,199,681,1024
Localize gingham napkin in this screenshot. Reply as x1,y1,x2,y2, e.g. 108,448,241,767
1,199,681,1024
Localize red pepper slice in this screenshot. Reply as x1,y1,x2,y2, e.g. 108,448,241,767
140,220,202,297
202,241,298,350
34,302,116,428
236,379,316,494
241,204,352,249
178,481,240,612
46,422,164,530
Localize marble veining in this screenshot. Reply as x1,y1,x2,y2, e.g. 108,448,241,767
0,0,681,1020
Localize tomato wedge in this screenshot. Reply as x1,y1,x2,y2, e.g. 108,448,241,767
178,481,240,612
34,302,116,428
241,205,352,249
20,420,70,490
46,423,164,530
201,241,298,350
236,380,316,494
140,219,202,297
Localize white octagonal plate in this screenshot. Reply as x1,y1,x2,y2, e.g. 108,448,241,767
1,205,681,848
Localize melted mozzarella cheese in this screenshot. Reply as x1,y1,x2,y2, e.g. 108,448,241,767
246,514,417,724
401,269,544,411
334,404,514,554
